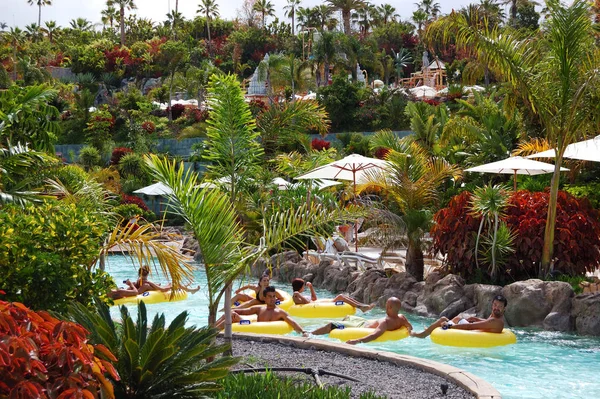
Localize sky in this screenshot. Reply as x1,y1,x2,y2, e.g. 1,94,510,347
1,0,488,30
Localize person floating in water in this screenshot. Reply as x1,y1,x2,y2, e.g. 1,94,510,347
216,287,308,336
108,265,200,299
311,297,412,344
291,278,375,312
228,274,284,309
411,295,507,338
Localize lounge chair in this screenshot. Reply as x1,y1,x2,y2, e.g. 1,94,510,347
302,237,342,264
340,250,406,272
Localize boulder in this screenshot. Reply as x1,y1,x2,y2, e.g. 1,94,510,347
572,293,600,335
419,274,467,316
503,279,573,329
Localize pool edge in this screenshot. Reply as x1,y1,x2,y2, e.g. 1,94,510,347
224,332,502,399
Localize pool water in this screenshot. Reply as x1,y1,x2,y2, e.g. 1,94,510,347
105,256,600,399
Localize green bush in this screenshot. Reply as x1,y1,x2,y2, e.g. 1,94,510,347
78,145,102,169
0,201,113,312
564,182,600,209
337,133,372,156
113,203,155,221
217,370,385,399
118,152,149,179
66,300,236,398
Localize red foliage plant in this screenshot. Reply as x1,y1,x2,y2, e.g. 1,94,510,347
374,147,390,159
121,194,150,212
141,121,156,134
167,103,186,120
110,147,133,165
311,138,331,151
423,99,441,106
431,190,600,281
0,299,119,398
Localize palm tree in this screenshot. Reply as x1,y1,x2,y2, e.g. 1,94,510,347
27,0,52,27
107,0,137,46
327,0,366,35
284,0,302,35
42,20,58,43
412,9,428,37
377,4,398,25
69,17,93,32
501,0,539,25
364,131,460,281
312,30,341,86
0,22,8,31
351,3,377,35
25,23,42,42
415,0,441,20
428,0,600,277
253,0,276,28
0,143,53,205
101,6,118,29
197,0,220,56
166,10,184,39
5,28,24,81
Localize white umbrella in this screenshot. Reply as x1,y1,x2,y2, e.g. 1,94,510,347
409,85,437,99
526,136,600,163
272,177,291,190
133,182,173,196
296,154,390,250
465,156,569,190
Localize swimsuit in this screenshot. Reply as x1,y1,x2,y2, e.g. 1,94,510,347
330,315,368,330
446,319,469,326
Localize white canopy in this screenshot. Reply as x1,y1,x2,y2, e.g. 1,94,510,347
296,154,389,183
409,86,437,99
465,156,568,190
526,136,600,162
132,182,173,196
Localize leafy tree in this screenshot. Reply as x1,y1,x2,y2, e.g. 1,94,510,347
365,132,460,281
429,0,600,277
27,0,52,27
515,2,540,31
501,0,539,26
66,300,236,398
0,85,59,152
317,75,362,131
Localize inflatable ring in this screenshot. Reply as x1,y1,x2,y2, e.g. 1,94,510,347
112,289,188,306
287,300,356,318
430,328,517,347
233,289,294,311
231,320,293,335
330,327,409,343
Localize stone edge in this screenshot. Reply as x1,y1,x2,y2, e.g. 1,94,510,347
224,332,502,399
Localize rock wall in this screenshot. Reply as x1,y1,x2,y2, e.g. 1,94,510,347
248,251,600,336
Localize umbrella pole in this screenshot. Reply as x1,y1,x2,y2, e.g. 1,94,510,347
513,170,517,191
353,171,358,252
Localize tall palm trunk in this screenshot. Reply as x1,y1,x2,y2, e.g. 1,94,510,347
291,11,295,35
175,0,179,13
119,7,125,45
541,153,564,277
406,237,425,282
343,10,351,34
206,15,212,56
38,5,42,26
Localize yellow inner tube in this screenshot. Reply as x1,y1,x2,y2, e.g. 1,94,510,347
287,300,356,318
112,289,188,306
430,328,517,347
231,320,293,335
330,327,409,343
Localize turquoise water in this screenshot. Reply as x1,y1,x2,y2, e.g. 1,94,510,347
105,256,600,399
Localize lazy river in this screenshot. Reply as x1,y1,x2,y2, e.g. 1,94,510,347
106,256,600,399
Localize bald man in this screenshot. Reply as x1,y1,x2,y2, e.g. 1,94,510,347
311,297,413,345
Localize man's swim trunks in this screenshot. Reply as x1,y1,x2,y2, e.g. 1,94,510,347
331,315,368,329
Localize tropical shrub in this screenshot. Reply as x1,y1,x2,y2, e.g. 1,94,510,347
121,193,150,211
0,202,114,311
318,76,362,132
311,138,331,151
337,133,371,156
85,108,115,153
217,370,385,399
167,103,186,120
113,203,155,222
79,145,102,169
0,298,118,398
66,300,237,398
110,146,133,165
564,183,600,209
432,190,600,281
118,152,148,178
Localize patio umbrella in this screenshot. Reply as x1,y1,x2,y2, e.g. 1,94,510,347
133,182,173,214
409,85,437,99
526,136,600,162
296,154,390,251
465,156,569,191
